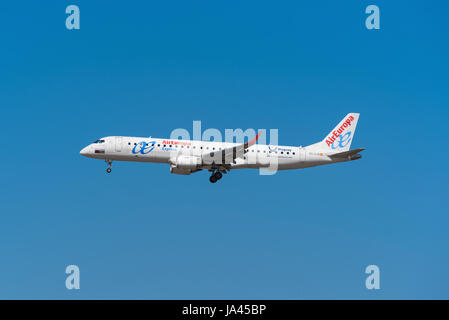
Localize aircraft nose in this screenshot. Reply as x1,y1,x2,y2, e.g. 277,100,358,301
80,146,90,156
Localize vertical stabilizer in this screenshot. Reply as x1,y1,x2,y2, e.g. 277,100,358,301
307,113,360,153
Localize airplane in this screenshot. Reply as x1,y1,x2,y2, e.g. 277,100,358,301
80,113,364,183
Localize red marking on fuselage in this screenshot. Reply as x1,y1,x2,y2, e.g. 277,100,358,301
162,140,191,146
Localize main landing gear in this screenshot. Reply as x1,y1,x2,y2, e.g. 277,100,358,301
106,160,112,173
209,170,223,183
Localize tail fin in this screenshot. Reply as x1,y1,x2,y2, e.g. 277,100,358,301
308,113,360,153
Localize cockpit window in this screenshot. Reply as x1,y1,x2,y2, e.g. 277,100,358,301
93,139,105,144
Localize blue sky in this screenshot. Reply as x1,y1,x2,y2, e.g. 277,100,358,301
0,1,448,299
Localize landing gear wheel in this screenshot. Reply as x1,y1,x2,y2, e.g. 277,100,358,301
209,170,222,183
106,160,112,173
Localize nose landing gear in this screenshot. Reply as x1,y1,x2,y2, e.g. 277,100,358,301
209,170,223,183
106,160,112,173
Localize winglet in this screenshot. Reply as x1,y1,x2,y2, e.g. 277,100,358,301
244,131,262,148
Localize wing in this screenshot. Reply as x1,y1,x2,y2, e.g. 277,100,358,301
201,132,262,165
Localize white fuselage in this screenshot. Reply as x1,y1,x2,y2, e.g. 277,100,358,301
80,136,343,171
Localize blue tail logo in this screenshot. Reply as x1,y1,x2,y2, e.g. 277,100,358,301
331,131,352,150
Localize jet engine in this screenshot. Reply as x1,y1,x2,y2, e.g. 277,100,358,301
169,155,202,175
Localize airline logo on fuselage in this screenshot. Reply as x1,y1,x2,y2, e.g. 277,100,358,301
325,116,354,149
162,140,191,146
132,141,156,154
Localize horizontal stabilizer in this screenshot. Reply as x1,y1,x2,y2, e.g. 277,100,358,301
328,148,365,159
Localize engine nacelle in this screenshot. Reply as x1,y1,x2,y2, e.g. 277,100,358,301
174,155,202,169
169,155,202,175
